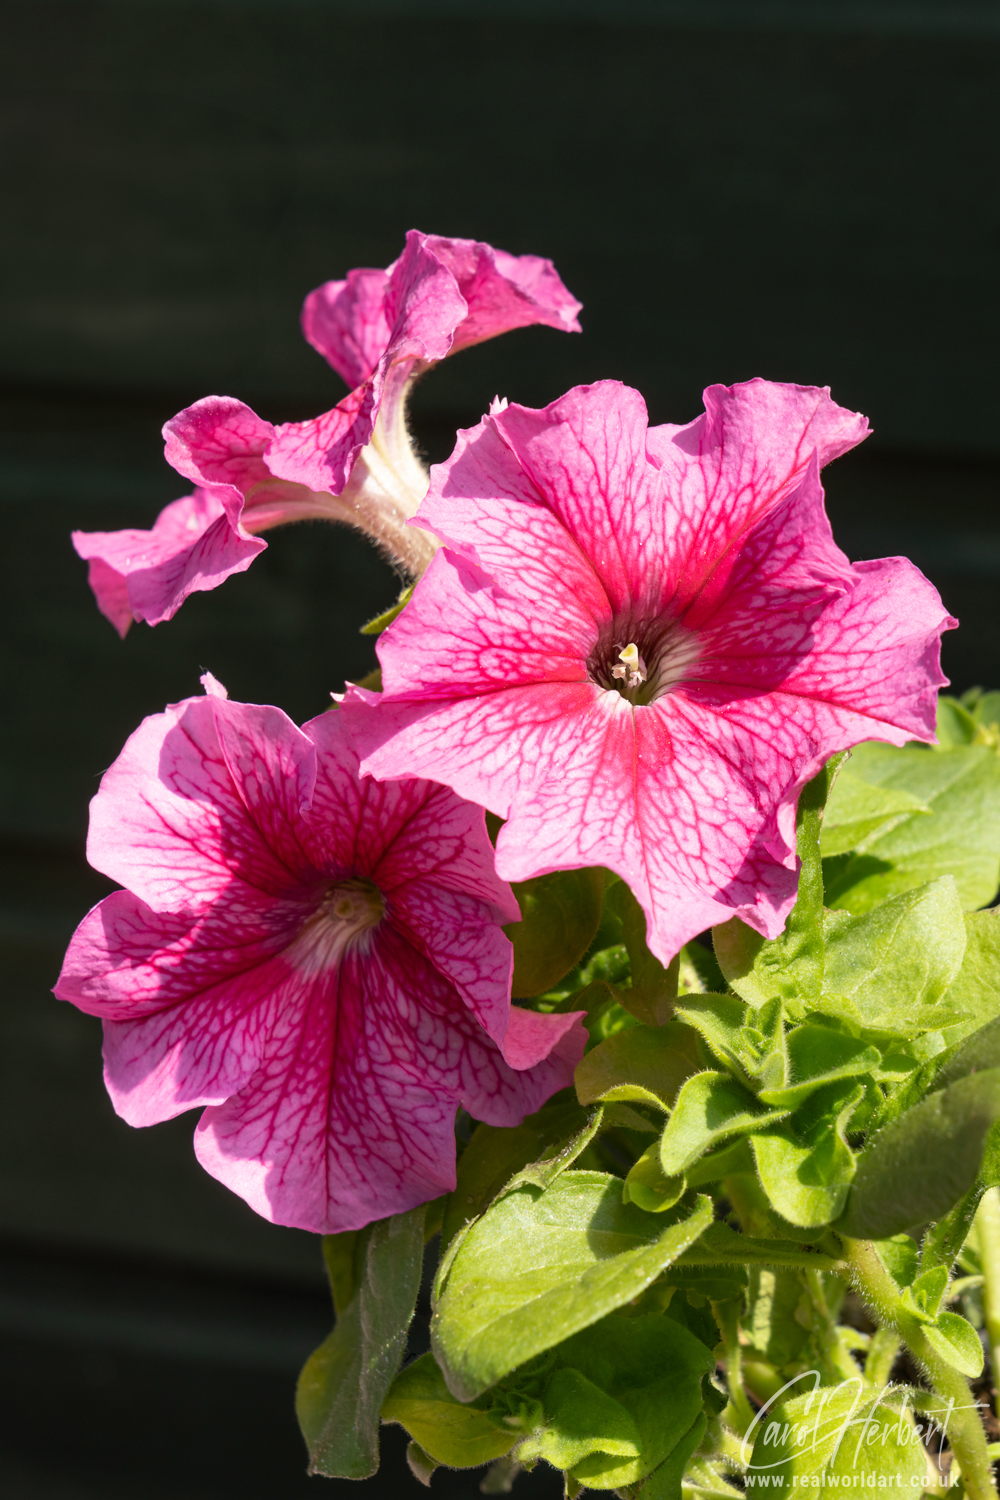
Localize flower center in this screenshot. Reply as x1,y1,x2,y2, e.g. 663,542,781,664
285,878,385,975
588,619,700,705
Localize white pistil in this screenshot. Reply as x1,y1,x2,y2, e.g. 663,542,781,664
611,642,647,691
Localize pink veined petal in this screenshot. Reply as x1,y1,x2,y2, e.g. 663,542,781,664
765,554,955,741
78,554,135,637
645,379,870,619
264,382,378,499
191,929,580,1234
163,395,342,532
382,232,469,365
87,694,317,912
500,1004,585,1072
300,709,513,905
386,879,515,1047
345,678,608,831
72,488,265,633
301,267,392,388
487,383,663,618
375,547,599,702
420,233,583,349
268,231,580,501
163,396,276,494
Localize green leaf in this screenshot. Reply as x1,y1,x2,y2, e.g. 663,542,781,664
296,1206,425,1479
746,1386,927,1493
938,911,1000,1045
431,1173,713,1400
638,1412,708,1500
823,740,1000,914
922,1311,985,1377
820,771,930,857
321,1229,361,1316
517,1367,641,1471
674,994,751,1080
937,694,982,746
714,755,847,1008
872,1234,919,1288
821,877,968,1033
752,1080,864,1228
901,1264,949,1320
405,1440,438,1486
624,1144,686,1212
575,1019,702,1108
360,582,415,635
757,1025,881,1110
440,1099,590,1249
677,1221,839,1271
605,881,678,1026
507,868,605,997
745,1268,811,1366
678,941,726,997
659,1071,791,1175
551,1314,715,1489
381,1353,516,1469
836,1068,1000,1238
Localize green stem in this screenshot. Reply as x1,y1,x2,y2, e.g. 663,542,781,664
712,1297,756,1439
840,1236,997,1500
865,1325,903,1388
803,1267,863,1385
976,1189,1000,1415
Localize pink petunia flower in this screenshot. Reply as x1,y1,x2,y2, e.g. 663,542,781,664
53,676,585,1233
73,231,581,636
345,379,956,966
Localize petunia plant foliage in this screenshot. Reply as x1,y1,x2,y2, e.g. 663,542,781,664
55,230,1000,1499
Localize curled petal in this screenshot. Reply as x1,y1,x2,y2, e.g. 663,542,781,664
72,488,264,635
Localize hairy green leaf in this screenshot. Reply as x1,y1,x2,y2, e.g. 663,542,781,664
296,1206,424,1478
545,1315,715,1489
381,1353,515,1469
624,1144,686,1212
746,1386,926,1492
837,1068,1000,1238
517,1367,642,1471
752,1080,864,1228
660,1071,790,1175
440,1100,590,1249
639,1412,708,1500
746,1269,811,1367
821,877,967,1032
922,1311,984,1377
507,868,605,997
821,771,930,857
677,1221,839,1271
575,1019,702,1108
431,1173,713,1400
938,911,1000,1045
823,740,1000,914
758,1026,881,1110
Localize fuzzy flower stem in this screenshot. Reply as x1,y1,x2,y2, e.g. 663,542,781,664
840,1235,998,1500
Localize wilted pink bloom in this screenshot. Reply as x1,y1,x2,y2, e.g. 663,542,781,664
346,379,955,966
54,677,585,1233
74,231,581,634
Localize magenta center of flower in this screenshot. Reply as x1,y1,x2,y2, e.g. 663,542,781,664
588,619,700,705
285,878,385,975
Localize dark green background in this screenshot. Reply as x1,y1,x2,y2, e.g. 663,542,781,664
1,2,997,1494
